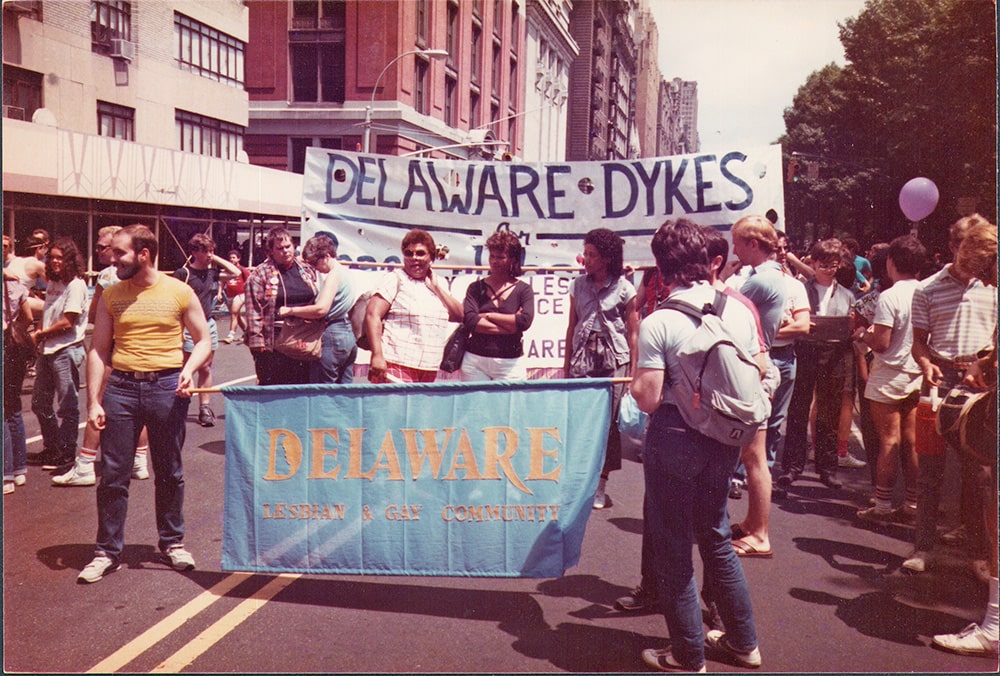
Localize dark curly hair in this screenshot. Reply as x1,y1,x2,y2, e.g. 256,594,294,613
651,219,710,286
46,237,84,281
887,235,926,277
583,228,624,278
486,230,524,277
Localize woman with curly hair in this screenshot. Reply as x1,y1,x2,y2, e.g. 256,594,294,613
460,230,535,381
564,228,639,509
29,237,89,470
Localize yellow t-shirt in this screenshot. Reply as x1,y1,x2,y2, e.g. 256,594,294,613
103,274,191,372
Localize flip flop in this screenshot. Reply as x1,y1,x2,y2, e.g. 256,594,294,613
732,537,773,558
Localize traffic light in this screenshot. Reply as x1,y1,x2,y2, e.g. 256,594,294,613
786,159,801,183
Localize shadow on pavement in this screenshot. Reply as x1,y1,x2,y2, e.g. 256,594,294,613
789,587,973,647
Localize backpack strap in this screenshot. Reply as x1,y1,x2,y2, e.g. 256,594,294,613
656,288,728,322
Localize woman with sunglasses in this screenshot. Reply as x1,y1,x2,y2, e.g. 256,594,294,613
365,229,462,383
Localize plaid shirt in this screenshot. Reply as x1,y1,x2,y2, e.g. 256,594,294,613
244,258,319,351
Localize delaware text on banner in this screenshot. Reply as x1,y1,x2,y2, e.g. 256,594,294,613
302,145,785,268
221,379,612,577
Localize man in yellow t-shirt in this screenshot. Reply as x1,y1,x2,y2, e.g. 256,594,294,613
78,224,211,584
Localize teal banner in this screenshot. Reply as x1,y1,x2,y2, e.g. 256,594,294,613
221,379,611,577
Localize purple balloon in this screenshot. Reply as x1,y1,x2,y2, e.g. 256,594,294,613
898,177,939,222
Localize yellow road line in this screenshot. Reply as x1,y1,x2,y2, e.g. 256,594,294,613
86,573,251,674
151,574,302,673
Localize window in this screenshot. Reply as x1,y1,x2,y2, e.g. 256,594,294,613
507,117,516,152
91,0,131,54
415,0,428,46
508,56,517,106
2,66,42,120
175,14,245,87
291,0,345,30
290,40,345,102
470,23,483,86
493,0,503,37
472,0,482,18
291,137,341,174
445,1,459,69
97,101,135,141
444,75,457,126
469,90,481,128
491,42,501,97
176,110,244,160
414,58,429,115
511,1,519,44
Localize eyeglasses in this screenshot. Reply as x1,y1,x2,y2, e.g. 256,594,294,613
403,249,429,258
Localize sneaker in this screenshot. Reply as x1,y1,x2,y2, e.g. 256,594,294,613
132,454,149,480
3,481,14,495
614,585,658,612
932,623,999,657
30,447,62,468
14,474,26,486
902,550,930,574
704,629,762,668
223,332,236,344
42,449,75,471
78,552,121,584
941,524,968,547
857,506,896,524
729,479,745,500
775,471,798,489
641,647,706,672
162,544,195,571
894,505,917,525
198,405,216,428
819,473,843,489
838,453,867,469
593,477,611,510
52,464,96,487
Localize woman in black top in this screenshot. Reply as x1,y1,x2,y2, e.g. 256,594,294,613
460,231,534,381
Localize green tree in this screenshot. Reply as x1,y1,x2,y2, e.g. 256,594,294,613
781,0,996,255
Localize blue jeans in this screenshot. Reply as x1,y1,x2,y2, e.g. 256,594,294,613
309,318,357,384
3,339,31,477
31,343,84,453
96,370,190,559
644,405,757,669
766,346,797,468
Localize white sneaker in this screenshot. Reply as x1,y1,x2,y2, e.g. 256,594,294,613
902,550,930,574
838,453,867,469
14,474,26,486
932,623,999,657
593,477,611,509
52,463,96,487
223,332,235,344
78,552,121,583
704,629,762,668
3,481,14,495
162,544,195,571
641,647,706,672
132,454,149,480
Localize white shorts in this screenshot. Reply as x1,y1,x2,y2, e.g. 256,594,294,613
864,363,921,404
459,351,527,382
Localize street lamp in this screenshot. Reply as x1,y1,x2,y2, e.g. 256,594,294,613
363,48,449,153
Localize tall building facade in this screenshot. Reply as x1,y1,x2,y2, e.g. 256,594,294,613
2,0,301,271
522,0,578,162
565,0,637,161
244,0,526,171
631,3,660,158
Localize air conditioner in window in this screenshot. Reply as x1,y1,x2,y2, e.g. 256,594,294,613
110,38,136,62
3,105,26,120
2,0,36,14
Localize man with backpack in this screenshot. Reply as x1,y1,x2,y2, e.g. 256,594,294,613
631,219,766,672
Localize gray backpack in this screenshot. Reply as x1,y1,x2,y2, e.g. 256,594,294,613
658,290,771,446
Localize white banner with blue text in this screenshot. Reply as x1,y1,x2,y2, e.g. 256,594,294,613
301,145,785,268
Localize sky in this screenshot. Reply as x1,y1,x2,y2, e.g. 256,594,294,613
648,0,870,151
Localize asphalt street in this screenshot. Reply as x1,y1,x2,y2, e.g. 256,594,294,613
3,337,995,673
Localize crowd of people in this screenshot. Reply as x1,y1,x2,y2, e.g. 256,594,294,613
2,214,996,667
